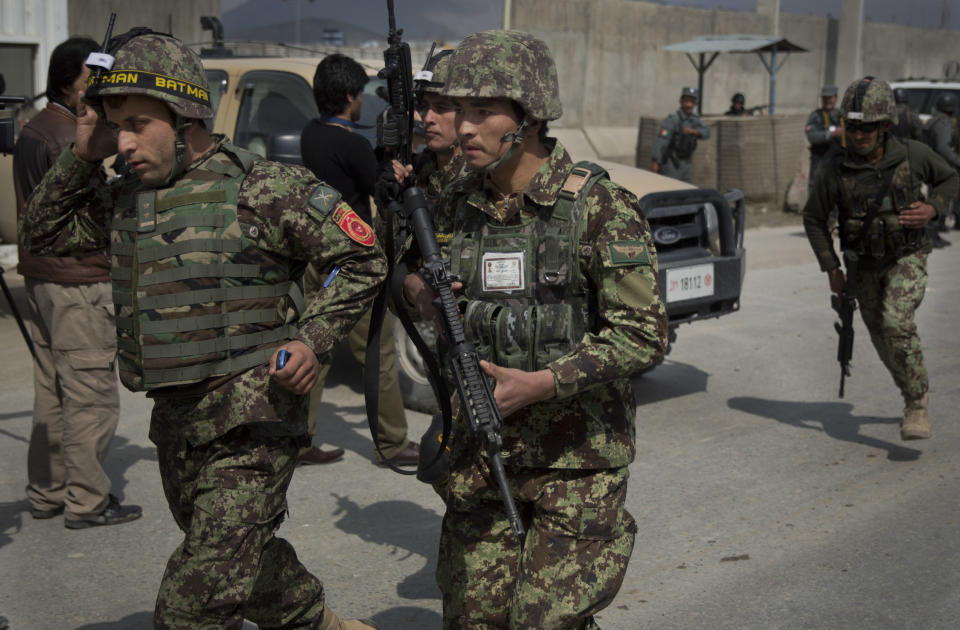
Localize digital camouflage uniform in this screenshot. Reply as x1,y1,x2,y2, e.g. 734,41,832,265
803,78,958,439
651,93,710,184
435,30,668,629
21,30,385,629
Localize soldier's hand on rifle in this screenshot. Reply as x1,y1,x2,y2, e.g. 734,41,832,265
898,201,936,229
828,267,846,295
402,271,462,333
74,102,117,163
479,360,556,418
269,340,320,395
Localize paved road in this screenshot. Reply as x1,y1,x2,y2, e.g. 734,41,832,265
1,223,958,629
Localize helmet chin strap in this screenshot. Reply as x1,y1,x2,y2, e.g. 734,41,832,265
157,114,192,187
479,116,533,174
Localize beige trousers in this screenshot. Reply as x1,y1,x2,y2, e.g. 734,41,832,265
24,279,120,518
304,264,410,459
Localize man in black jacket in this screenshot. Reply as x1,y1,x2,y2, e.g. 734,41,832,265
299,53,419,467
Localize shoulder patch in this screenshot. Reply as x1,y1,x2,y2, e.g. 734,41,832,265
608,240,651,266
331,205,375,247
660,128,670,137
308,184,342,217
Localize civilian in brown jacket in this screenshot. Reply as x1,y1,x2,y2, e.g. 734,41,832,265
14,36,140,528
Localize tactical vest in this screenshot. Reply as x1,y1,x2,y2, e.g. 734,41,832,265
448,162,606,371
108,142,305,391
837,147,927,262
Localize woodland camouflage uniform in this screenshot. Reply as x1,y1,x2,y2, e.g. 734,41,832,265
803,77,957,441
21,29,385,629
432,30,667,629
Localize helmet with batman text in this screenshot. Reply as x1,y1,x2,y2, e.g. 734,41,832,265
84,28,213,120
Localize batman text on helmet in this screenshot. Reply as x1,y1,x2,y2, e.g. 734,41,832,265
441,29,562,122
840,77,898,125
84,30,212,120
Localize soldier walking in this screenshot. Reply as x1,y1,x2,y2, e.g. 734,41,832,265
803,77,957,441
404,30,668,628
650,86,710,183
21,28,384,629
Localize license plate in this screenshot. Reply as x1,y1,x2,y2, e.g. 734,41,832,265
665,264,715,302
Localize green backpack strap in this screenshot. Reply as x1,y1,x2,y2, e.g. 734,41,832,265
552,161,609,293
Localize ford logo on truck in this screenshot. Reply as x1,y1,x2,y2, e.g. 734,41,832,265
654,226,682,245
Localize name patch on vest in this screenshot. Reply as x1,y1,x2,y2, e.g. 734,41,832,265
481,252,525,292
331,206,375,247
608,241,650,266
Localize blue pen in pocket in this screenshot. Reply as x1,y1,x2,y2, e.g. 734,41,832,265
324,266,341,288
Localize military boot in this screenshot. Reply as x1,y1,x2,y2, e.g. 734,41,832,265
901,394,931,440
317,607,379,630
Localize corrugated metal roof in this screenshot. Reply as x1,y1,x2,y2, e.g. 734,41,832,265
665,35,808,54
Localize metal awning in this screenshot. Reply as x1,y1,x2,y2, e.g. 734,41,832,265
664,35,809,114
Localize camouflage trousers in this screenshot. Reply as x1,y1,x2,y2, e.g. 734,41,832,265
436,459,636,629
152,419,325,630
855,251,929,403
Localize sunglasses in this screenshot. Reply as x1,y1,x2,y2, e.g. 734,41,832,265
845,121,881,133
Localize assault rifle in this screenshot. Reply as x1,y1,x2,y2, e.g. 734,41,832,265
376,0,414,168
399,186,525,539
831,250,858,398
365,0,523,539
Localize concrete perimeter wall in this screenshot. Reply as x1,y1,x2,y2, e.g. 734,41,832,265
510,0,958,126
510,0,956,204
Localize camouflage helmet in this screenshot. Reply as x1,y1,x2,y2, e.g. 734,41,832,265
84,28,213,120
414,48,453,95
840,77,897,124
441,30,562,122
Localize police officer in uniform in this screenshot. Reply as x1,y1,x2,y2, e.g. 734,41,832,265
650,86,710,183
403,30,667,628
806,84,845,192
921,94,959,247
803,77,957,442
21,28,383,630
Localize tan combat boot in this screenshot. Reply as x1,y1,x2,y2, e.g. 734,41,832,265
901,394,932,440
318,607,380,630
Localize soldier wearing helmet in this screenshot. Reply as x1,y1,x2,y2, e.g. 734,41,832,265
651,86,711,182
726,92,746,116
403,29,667,628
410,47,466,204
803,76,958,442
22,26,384,630
891,87,922,141
805,84,846,194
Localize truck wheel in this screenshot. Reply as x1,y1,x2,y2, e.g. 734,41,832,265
395,321,440,414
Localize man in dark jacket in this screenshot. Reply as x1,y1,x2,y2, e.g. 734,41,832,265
14,36,140,527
